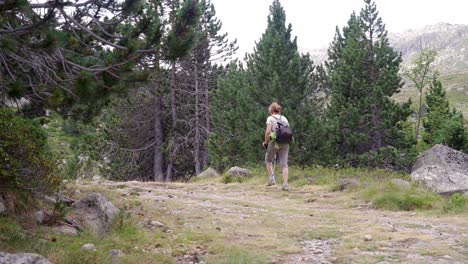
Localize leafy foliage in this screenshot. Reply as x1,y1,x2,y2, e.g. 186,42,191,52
0,109,59,207
443,193,467,213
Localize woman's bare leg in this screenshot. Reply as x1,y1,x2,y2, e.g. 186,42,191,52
282,167,289,184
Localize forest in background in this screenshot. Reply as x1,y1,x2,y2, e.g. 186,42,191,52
1,0,468,204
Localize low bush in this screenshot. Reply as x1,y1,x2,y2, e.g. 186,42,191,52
222,173,244,184
443,193,467,213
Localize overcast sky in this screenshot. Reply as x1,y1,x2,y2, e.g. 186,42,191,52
211,0,468,59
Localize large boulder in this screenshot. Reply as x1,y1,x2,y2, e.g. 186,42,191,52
0,252,52,264
197,167,220,178
411,144,468,195
69,193,120,234
226,166,252,177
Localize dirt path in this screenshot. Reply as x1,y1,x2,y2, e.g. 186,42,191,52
85,181,468,263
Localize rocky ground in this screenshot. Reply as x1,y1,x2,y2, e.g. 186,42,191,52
76,179,468,263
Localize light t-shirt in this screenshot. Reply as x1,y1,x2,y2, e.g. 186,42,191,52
266,114,289,131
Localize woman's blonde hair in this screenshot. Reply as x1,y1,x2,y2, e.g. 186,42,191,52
268,102,281,114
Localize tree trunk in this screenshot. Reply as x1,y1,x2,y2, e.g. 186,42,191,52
153,93,165,181
202,59,210,168
166,61,177,181
416,88,423,141
194,59,201,175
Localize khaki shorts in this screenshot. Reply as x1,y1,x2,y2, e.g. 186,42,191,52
265,142,289,169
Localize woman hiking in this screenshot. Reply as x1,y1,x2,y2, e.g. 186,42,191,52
263,102,290,191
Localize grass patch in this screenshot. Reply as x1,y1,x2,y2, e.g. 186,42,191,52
362,181,441,211
215,247,267,264
0,211,172,264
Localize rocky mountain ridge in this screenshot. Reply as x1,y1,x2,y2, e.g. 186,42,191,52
304,23,468,116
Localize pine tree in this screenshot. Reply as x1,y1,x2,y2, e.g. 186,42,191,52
423,77,468,152
209,63,260,170
0,0,199,120
324,0,414,169
246,0,319,164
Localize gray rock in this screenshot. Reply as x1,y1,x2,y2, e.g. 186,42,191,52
150,220,165,228
92,175,101,182
34,211,46,224
109,249,125,257
0,196,6,214
82,243,96,251
42,195,57,205
39,194,75,206
51,226,78,236
70,193,120,234
364,234,373,241
390,179,411,190
226,166,252,177
412,144,468,172
197,167,220,178
0,252,52,264
411,145,468,194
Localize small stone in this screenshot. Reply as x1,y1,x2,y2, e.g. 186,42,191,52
92,175,101,182
93,175,101,181
62,179,69,184
42,195,56,204
75,189,82,195
364,235,373,241
34,211,45,224
353,247,360,254
109,249,125,257
226,166,252,177
197,167,220,178
150,220,165,227
443,255,452,259
82,243,96,251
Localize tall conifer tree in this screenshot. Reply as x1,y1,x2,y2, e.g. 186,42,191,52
211,0,321,167
324,0,413,168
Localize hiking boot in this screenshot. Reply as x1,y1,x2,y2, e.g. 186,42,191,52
282,184,289,191
265,177,276,186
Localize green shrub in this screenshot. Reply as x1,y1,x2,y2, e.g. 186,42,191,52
348,146,417,172
0,109,59,211
443,193,467,213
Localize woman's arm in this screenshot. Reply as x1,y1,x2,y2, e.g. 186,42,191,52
264,122,272,145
